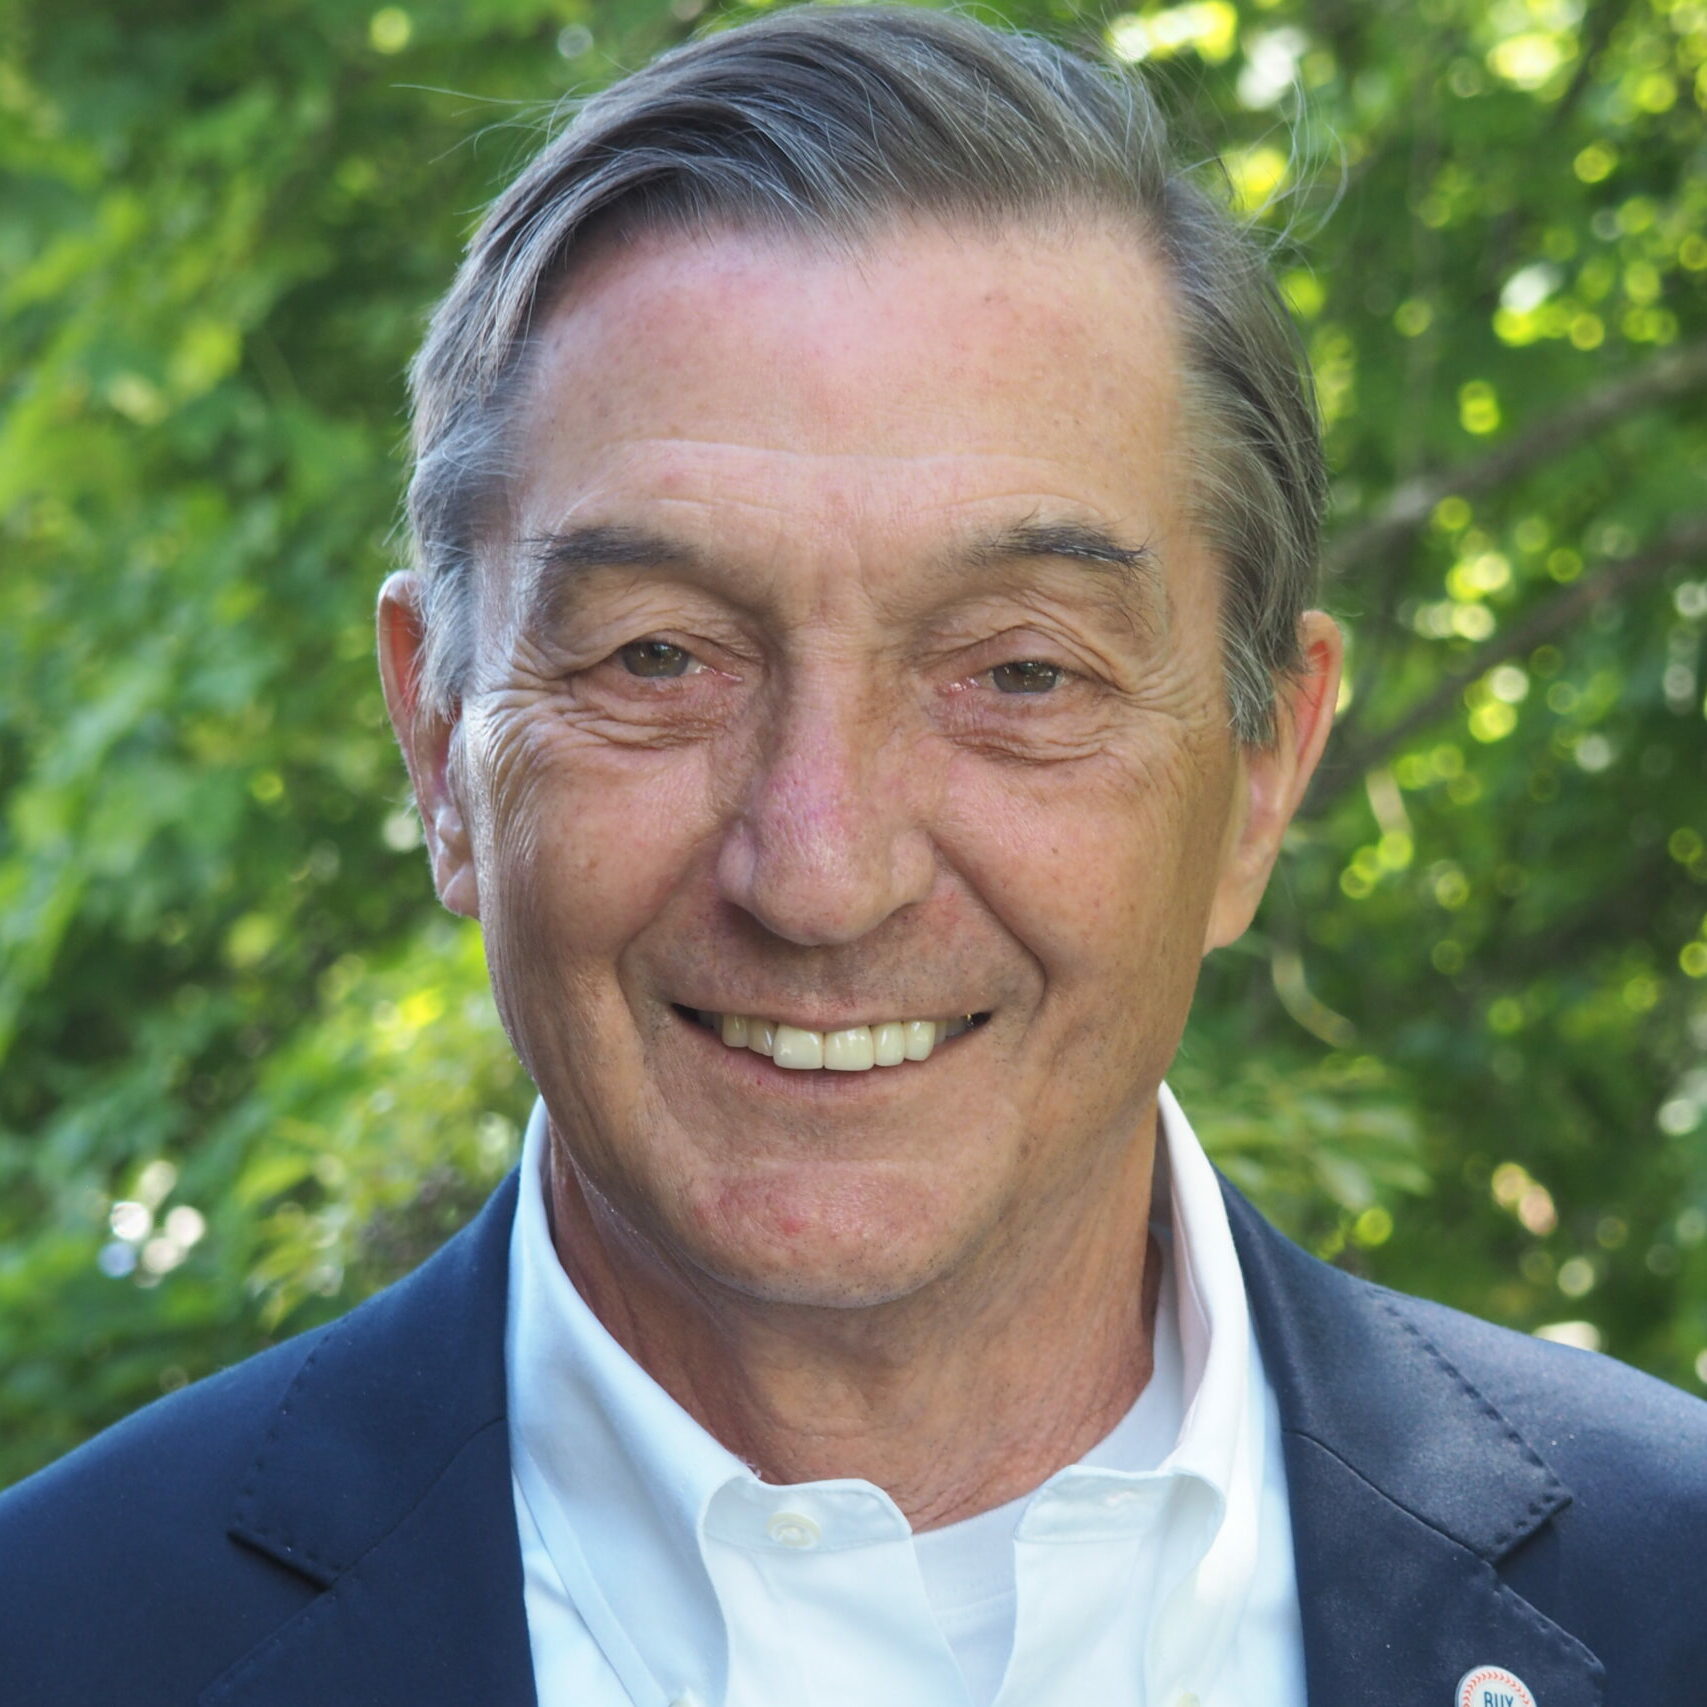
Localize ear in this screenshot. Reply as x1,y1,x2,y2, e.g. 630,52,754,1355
377,572,480,918
1203,610,1343,952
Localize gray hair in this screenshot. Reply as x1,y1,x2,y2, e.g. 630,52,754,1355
405,3,1324,744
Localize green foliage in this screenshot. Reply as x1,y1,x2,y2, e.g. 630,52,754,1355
2,0,1705,1488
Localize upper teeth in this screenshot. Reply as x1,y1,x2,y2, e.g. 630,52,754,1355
704,1012,980,1071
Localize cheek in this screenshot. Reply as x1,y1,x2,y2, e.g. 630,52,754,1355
467,711,719,973
938,732,1236,992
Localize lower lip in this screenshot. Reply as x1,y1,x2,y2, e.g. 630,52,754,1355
669,1007,980,1095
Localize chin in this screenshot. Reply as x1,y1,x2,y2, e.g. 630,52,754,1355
684,1168,981,1310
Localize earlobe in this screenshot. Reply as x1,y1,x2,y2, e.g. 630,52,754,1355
1202,612,1344,952
420,750,481,919
376,572,480,919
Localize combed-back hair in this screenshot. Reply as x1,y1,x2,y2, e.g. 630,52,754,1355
405,3,1324,743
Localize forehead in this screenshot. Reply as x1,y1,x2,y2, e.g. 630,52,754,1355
508,218,1188,583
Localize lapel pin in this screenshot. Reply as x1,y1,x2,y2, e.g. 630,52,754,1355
1456,1665,1536,1707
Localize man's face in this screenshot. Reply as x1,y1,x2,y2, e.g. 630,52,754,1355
386,219,1335,1309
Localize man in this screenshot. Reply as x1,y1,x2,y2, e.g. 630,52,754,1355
2,7,1703,1704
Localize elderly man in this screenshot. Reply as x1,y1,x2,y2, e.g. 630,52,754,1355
3,7,1704,1705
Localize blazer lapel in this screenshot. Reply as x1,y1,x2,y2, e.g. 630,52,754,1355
189,1156,1611,1705
203,1172,537,1707
1222,1180,1604,1707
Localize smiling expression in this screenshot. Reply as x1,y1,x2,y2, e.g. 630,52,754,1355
386,218,1330,1310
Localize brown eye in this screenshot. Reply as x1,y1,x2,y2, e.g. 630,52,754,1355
989,660,1064,694
618,639,694,678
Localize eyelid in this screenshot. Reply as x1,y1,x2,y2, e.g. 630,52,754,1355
978,637,1081,674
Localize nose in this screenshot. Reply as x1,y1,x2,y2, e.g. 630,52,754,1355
714,677,936,946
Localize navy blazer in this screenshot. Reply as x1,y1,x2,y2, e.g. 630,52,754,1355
3,1171,1705,1705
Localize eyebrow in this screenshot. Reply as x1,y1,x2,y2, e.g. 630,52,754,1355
517,515,1158,632
518,524,709,634
962,517,1155,585
526,523,706,577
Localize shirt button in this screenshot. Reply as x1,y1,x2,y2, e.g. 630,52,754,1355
765,1511,822,1549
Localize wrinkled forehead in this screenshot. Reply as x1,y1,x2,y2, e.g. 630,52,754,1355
504,218,1191,563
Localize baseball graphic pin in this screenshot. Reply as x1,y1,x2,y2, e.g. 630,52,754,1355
1456,1665,1536,1707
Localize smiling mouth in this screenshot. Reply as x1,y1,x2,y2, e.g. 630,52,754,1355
673,1006,991,1071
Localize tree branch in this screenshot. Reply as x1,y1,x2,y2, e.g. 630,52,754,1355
1309,511,1707,812
1322,338,1707,581
1543,0,1628,140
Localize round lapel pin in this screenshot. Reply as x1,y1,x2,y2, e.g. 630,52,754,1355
1456,1666,1536,1707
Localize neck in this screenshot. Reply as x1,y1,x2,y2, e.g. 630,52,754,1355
546,1126,1163,1530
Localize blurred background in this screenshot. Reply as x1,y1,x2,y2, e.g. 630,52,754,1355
2,0,1704,1487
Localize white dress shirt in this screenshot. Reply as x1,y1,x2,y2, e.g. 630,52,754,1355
506,1086,1305,1707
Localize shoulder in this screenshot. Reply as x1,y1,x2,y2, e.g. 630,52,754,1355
1227,1176,1707,1572
0,1326,335,1700
0,1170,519,1702
1369,1278,1707,1679
1378,1279,1707,1503
1223,1172,1707,1497
1230,1177,1707,1681
0,1320,331,1540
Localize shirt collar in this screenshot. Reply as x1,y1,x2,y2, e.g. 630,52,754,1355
506,1098,743,1703
1002,1083,1254,1555
506,1084,1260,1698
1153,1080,1254,1498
